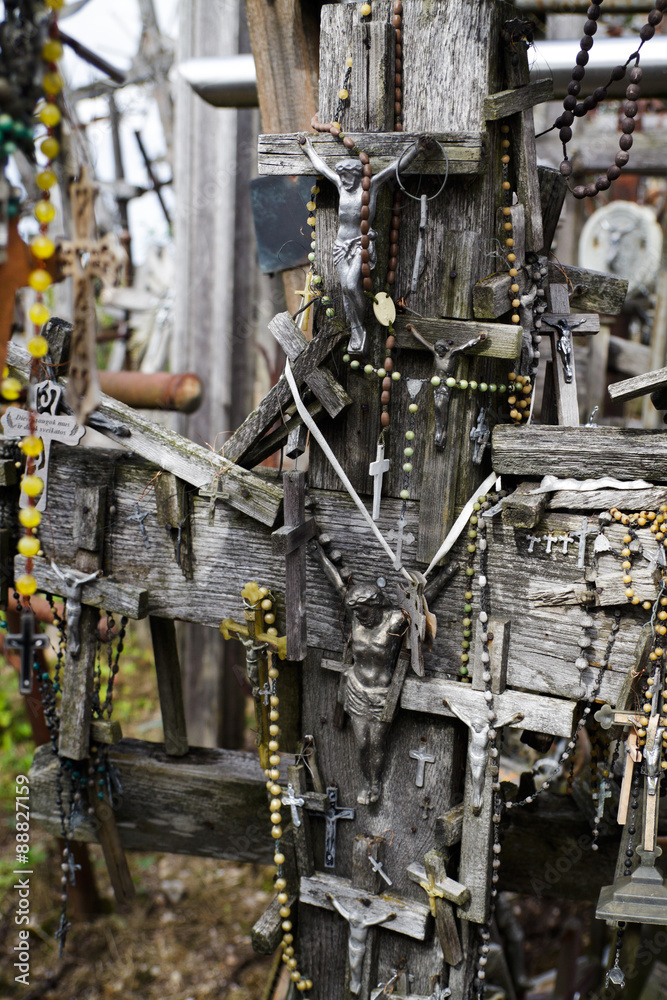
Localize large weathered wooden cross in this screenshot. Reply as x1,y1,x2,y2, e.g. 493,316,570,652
56,167,125,424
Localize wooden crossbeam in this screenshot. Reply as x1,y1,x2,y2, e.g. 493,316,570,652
6,342,283,529
16,555,148,619
393,316,522,359
492,425,667,481
473,264,628,320
221,316,348,467
258,131,487,177
483,79,553,120
320,660,577,737
268,312,351,420
608,366,667,403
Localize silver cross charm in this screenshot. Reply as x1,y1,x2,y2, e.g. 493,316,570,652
558,534,573,554
368,855,392,886
282,783,305,827
527,534,541,553
369,439,390,522
259,681,272,706
543,533,557,554
409,746,436,787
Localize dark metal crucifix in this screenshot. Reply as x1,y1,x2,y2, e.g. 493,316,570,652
311,785,356,868
6,612,49,694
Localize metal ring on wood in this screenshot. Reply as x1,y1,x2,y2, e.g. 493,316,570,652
394,139,449,202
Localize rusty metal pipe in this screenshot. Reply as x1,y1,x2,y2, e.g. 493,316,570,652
98,371,204,413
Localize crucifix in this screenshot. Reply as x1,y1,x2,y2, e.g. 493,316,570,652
543,533,556,555
1,380,85,511
407,850,468,966
50,561,102,658
409,326,487,451
369,438,390,522
445,700,524,816
282,782,305,828
540,283,600,427
56,167,125,425
271,470,315,660
572,516,597,570
312,785,356,869
470,407,491,466
329,895,396,996
526,534,541,553
127,503,151,549
409,745,436,788
220,582,287,769
368,855,392,887
5,612,50,695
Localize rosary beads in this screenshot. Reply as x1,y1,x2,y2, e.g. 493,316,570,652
555,0,667,198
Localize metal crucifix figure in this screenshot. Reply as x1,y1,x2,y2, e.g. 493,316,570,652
543,315,586,384
328,893,396,996
410,326,487,450
445,700,524,814
297,133,433,355
50,562,102,658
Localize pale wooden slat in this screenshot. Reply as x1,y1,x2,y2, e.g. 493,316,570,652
483,79,553,120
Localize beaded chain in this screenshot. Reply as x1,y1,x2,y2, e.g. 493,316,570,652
1,0,64,604
552,0,667,199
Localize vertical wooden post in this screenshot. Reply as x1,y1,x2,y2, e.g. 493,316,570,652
149,616,189,756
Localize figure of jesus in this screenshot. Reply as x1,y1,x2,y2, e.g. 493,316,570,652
445,700,523,814
328,894,396,996
309,540,407,805
298,133,433,355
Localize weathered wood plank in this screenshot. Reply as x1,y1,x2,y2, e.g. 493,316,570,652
149,616,189,756
538,165,567,255
501,480,547,529
252,895,297,955
17,555,148,619
258,131,488,177
608,335,651,378
6,342,284,529
483,79,553,120
548,486,667,512
473,265,628,320
393,316,522,359
608,365,667,403
30,738,281,861
436,804,464,848
492,425,667,481
300,872,432,941
268,312,351,420
350,22,395,132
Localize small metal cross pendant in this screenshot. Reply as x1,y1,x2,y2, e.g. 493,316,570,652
127,503,151,549
322,785,355,868
558,533,572,554
420,796,435,820
527,534,541,553
282,782,305,827
409,746,436,787
6,612,49,695
369,439,390,522
368,855,392,886
259,681,272,706
470,407,491,465
543,533,557,554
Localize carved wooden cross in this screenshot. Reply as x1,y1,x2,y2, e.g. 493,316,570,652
541,283,600,427
271,470,315,660
56,167,125,424
222,312,351,468
1,380,85,514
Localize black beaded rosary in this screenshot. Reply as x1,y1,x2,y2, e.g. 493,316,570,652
552,0,666,198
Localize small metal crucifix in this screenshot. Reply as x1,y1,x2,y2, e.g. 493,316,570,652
368,855,392,886
541,283,599,427
369,438,390,522
470,407,491,465
409,744,436,788
50,562,102,658
6,612,50,694
282,782,305,828
316,785,356,869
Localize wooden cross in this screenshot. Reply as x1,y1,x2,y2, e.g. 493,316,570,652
407,851,467,966
1,380,85,512
6,611,50,695
541,283,600,427
271,470,315,660
369,439,390,522
409,745,435,788
222,312,351,468
406,862,469,917
55,167,125,424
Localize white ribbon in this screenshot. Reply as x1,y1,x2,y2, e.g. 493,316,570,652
284,359,411,582
425,470,500,577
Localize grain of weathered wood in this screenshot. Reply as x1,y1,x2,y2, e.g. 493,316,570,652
501,480,547,529
492,425,667,481
149,616,189,756
473,265,628,320
436,804,464,848
257,132,488,177
472,618,509,694
483,79,553,120
0,458,18,486
90,719,122,744
30,738,283,860
608,365,667,403
58,605,98,760
548,486,667,512
538,165,567,255
92,794,136,906
288,763,314,878
393,316,523,359
608,335,651,379
300,872,431,940
350,22,395,132
6,342,283,529
18,555,148,619
268,312,351,420
252,895,297,956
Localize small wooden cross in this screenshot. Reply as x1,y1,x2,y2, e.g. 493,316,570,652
406,862,469,916
369,439,390,522
409,745,435,788
56,167,125,424
541,283,599,427
5,611,49,695
271,470,315,660
1,380,85,512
